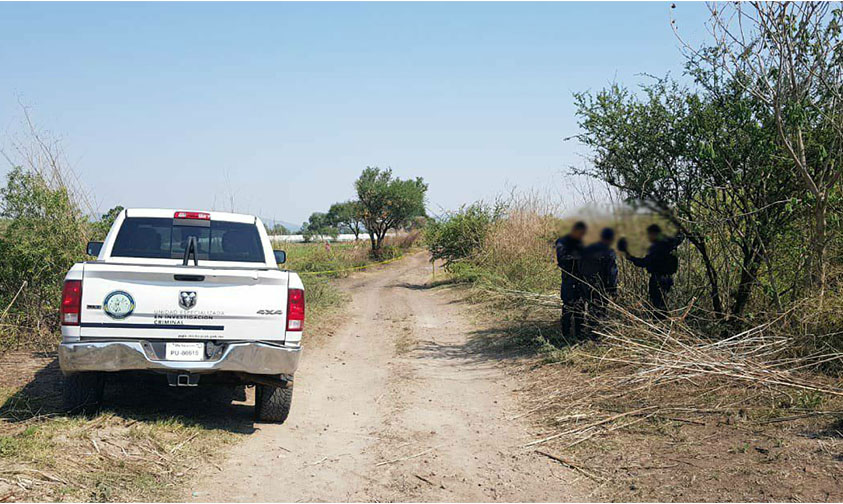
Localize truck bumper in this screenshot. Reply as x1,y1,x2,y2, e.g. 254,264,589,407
58,340,301,376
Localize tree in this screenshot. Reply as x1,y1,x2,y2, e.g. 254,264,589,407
690,2,843,295
573,77,797,321
301,212,337,242
91,205,124,240
354,167,427,253
265,222,290,236
425,203,500,267
327,200,364,240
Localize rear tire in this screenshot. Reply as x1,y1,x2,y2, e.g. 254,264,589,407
63,372,105,414
254,384,293,423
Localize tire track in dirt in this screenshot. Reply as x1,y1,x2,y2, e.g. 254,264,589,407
187,253,586,502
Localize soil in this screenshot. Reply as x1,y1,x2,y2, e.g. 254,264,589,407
516,361,843,502
187,252,588,502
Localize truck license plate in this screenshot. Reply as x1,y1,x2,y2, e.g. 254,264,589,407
165,342,204,361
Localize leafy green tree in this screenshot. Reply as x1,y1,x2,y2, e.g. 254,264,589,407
698,2,843,294
301,212,338,242
573,77,796,321
354,167,427,253
327,200,364,240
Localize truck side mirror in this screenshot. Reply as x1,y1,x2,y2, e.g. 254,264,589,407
87,241,103,257
273,250,286,265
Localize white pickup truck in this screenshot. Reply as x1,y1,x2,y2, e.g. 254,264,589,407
58,208,303,422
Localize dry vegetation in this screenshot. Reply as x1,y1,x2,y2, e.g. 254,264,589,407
0,354,242,502
427,193,843,500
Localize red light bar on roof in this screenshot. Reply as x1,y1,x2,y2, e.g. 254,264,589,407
174,211,211,220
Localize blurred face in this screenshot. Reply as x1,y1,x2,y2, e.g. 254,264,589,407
571,228,586,240
647,231,659,243
602,236,615,246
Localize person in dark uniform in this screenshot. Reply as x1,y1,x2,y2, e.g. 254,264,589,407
618,224,684,319
555,221,587,340
580,228,618,333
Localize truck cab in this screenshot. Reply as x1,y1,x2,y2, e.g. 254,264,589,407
58,208,303,422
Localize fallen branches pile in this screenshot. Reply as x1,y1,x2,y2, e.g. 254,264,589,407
591,302,843,398
486,289,843,449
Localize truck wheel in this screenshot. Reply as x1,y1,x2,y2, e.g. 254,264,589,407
254,384,293,423
63,372,105,414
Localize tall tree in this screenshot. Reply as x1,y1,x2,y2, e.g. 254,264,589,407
692,2,843,295
573,77,796,321
301,212,337,242
327,200,364,240
354,167,427,253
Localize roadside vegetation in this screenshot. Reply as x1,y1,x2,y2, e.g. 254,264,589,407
425,4,843,499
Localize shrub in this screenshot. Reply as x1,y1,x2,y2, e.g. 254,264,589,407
90,205,124,241
425,203,501,268
0,167,88,348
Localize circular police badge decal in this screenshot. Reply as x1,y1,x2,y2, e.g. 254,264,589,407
103,291,135,319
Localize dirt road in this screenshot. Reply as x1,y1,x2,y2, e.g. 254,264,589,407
189,253,585,502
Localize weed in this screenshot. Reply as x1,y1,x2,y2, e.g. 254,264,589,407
796,391,826,411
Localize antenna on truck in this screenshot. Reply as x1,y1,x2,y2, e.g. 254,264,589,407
183,236,199,266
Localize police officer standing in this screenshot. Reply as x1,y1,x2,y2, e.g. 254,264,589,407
555,221,587,340
580,228,618,333
618,224,684,319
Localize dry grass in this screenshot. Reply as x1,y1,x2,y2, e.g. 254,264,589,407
0,356,243,502
440,193,843,500
512,351,843,501
454,288,843,500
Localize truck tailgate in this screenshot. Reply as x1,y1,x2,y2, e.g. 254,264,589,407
79,263,288,341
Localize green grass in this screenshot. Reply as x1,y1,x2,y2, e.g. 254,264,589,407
280,241,374,276
275,234,419,277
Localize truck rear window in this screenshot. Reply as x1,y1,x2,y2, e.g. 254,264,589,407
111,217,265,263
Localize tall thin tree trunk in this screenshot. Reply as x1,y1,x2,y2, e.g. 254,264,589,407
813,199,827,299
687,236,725,319
731,242,763,319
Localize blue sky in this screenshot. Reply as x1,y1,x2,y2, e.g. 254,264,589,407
0,2,710,225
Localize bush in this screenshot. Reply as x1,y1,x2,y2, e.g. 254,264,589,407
0,167,88,348
425,203,501,268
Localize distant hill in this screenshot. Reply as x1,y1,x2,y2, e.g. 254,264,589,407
262,218,301,233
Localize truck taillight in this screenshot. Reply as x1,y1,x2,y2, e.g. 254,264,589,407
61,280,82,326
287,288,304,331
173,211,211,220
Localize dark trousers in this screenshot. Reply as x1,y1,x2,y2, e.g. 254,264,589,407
560,278,583,340
648,274,674,319
584,287,608,335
